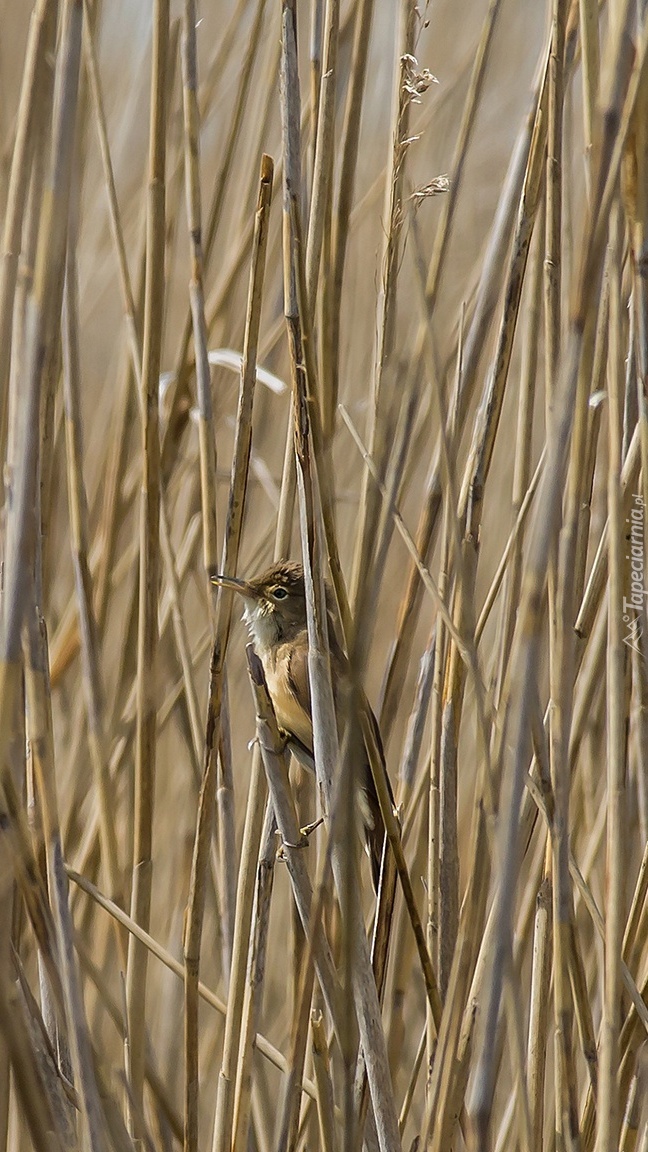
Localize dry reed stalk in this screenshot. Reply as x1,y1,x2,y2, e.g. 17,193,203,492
569,911,598,1100
92,240,145,638
0,14,86,1131
63,233,122,919
209,742,268,1147
596,200,630,1152
475,447,546,646
544,33,567,1092
379,46,550,741
279,10,360,1139
340,408,486,732
309,0,323,139
305,0,338,318
231,801,276,1152
67,864,324,1101
179,5,218,1137
80,12,206,787
26,612,109,1152
624,837,648,981
158,500,203,780
234,32,281,231
0,829,17,1143
125,0,169,1133
185,154,273,1152
371,387,419,624
575,15,648,633
503,961,533,1152
162,0,267,477
469,8,646,1145
244,649,343,1049
0,0,81,841
81,4,143,419
73,932,184,1145
311,1010,337,1152
0,967,67,1152
423,783,492,1149
326,0,375,435
527,869,552,1152
579,0,600,190
76,13,223,976
340,403,490,1059
282,12,409,1143
276,904,320,1152
13,947,78,1148
181,0,218,598
0,0,56,478
208,156,274,987
541,9,571,1124
420,0,503,318
630,59,648,516
545,18,592,1139
61,515,207,928
348,0,418,619
545,0,567,408
216,669,237,979
4,0,648,1146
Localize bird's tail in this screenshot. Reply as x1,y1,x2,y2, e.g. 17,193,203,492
363,781,387,893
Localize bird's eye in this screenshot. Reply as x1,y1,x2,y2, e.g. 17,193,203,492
272,587,288,600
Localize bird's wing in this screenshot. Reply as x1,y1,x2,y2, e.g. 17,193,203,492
360,690,395,806
281,632,393,894
357,692,393,891
281,637,314,759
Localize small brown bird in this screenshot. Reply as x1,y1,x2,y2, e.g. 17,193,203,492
212,561,391,890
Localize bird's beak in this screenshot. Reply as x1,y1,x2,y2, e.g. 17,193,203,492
211,573,260,599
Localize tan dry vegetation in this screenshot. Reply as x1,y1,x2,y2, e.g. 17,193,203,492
0,0,647,1150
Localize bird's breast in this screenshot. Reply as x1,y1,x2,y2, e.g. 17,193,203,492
261,647,313,754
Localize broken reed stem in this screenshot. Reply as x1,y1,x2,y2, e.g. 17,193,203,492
125,0,169,1132
311,1010,337,1152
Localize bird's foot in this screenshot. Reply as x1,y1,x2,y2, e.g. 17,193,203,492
275,816,324,859
299,815,325,840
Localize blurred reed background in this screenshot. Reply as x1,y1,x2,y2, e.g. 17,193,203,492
0,0,647,1150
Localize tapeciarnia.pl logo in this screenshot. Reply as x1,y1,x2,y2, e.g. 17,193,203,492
623,493,646,655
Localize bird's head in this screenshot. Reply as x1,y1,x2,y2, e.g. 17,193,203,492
212,561,309,648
